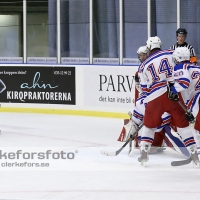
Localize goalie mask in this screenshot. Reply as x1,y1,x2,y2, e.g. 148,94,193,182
137,46,149,62
172,47,190,64
146,36,162,51
135,72,142,92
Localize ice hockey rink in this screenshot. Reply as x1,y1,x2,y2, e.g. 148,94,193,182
0,112,200,200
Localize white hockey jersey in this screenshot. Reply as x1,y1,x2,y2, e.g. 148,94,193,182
173,62,200,117
138,49,174,103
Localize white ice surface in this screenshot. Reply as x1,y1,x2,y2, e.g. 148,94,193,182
0,112,200,200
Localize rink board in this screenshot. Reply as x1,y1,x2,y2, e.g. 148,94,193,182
0,64,138,118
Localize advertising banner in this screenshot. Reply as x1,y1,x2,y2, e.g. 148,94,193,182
0,57,23,64
27,57,57,64
0,66,75,105
84,66,138,109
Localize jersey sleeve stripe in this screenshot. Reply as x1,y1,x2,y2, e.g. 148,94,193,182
147,81,167,95
133,110,144,120
187,94,200,114
176,78,190,89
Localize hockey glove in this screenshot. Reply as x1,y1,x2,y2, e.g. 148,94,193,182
123,119,138,141
185,111,195,123
167,82,178,101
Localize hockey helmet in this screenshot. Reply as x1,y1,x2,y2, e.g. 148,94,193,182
172,47,190,64
176,28,187,36
137,46,149,55
137,46,149,62
146,36,162,51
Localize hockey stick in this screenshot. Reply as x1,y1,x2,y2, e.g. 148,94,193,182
171,157,192,166
129,138,133,155
178,100,195,123
101,124,143,156
171,100,195,166
178,100,187,111
128,111,133,155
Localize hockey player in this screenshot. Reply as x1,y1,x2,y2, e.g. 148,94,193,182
118,72,189,156
134,36,199,166
118,46,148,146
118,45,148,145
118,46,188,156
169,47,200,156
134,46,149,100
137,46,149,63
170,28,197,64
119,72,167,145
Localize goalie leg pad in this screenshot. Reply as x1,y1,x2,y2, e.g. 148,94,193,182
117,119,129,142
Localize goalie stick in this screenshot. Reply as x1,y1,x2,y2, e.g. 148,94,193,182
128,111,133,155
129,138,133,155
101,124,143,156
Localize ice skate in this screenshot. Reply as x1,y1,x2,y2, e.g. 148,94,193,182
138,145,149,166
191,151,200,167
188,146,200,167
197,147,200,158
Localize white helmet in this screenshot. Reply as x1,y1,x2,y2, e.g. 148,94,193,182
172,47,190,63
137,46,149,62
146,36,162,50
137,46,149,54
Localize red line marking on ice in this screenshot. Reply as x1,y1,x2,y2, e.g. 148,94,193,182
0,190,199,194
3,131,105,146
